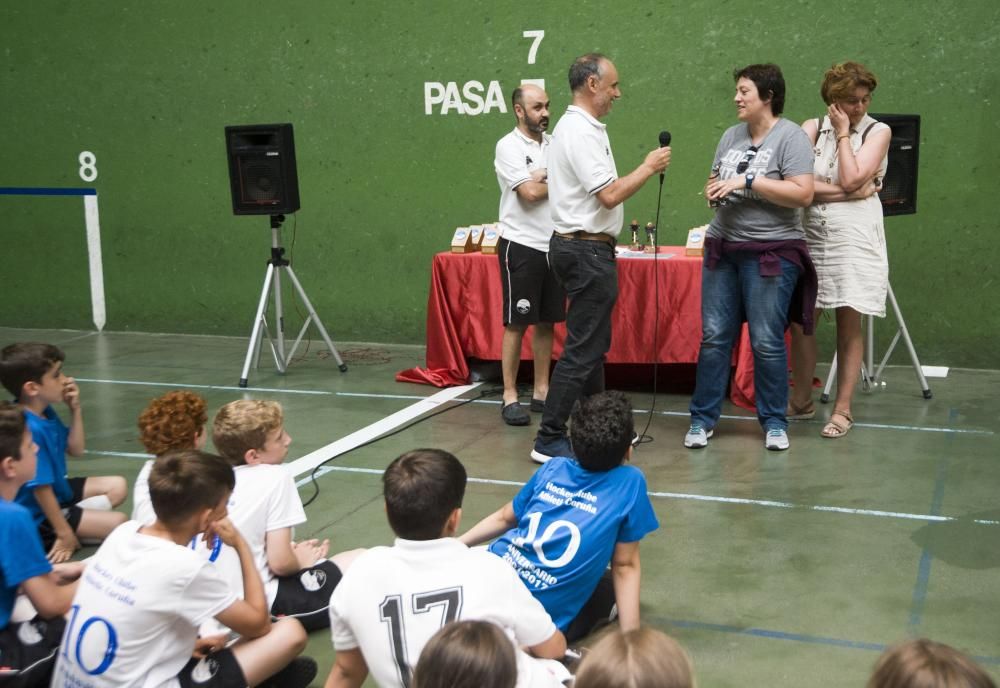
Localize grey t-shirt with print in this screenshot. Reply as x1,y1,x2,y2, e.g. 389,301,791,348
706,118,813,242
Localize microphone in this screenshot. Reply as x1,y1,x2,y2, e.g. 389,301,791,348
658,130,671,183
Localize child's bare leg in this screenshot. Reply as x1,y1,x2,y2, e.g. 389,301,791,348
330,548,366,573
81,475,128,507
75,508,128,544
231,617,308,686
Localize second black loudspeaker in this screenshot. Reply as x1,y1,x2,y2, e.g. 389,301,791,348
225,123,300,215
871,113,919,217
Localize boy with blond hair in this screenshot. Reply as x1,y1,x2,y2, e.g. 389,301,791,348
0,401,81,688
212,399,362,631
0,342,127,563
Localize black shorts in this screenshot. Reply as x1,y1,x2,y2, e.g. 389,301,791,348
177,647,246,688
498,238,566,327
270,560,342,632
0,616,65,688
37,477,87,552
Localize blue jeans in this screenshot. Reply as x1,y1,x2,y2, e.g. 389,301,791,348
537,236,618,443
689,251,800,431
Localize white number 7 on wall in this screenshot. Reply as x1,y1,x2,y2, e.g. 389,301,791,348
522,30,544,65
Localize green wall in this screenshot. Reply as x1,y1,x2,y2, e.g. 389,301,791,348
2,1,998,368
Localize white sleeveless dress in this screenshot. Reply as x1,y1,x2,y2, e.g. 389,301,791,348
803,114,889,317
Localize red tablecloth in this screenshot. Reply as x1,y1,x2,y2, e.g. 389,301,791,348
397,248,758,409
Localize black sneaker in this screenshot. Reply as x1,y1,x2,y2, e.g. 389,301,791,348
530,436,574,464
259,656,318,688
501,402,531,426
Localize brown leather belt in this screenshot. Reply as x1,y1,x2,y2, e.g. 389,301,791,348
554,231,616,245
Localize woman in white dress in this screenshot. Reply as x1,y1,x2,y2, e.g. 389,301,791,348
789,62,891,438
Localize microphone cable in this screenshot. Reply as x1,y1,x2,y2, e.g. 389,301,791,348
300,385,501,507
637,133,671,448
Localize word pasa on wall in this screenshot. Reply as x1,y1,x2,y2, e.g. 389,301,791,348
424,30,545,116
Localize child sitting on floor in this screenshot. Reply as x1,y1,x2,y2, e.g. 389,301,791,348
0,401,81,688
211,399,363,631
461,390,659,642
0,342,127,563
50,449,316,688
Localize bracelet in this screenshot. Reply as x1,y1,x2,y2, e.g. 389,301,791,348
836,134,851,143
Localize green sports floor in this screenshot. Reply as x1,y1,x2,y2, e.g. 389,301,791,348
3,325,997,687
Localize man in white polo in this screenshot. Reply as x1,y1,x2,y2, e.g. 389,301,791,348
494,84,566,427
531,53,672,463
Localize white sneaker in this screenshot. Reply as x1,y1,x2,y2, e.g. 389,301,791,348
683,424,713,448
765,428,789,451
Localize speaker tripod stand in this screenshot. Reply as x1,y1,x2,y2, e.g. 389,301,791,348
820,282,931,402
238,214,347,387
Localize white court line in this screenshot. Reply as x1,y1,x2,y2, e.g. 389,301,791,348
73,377,992,437
296,465,1000,526
85,449,1000,526
284,383,482,477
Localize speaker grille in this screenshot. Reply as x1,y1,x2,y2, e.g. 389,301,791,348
871,114,920,217
225,124,300,215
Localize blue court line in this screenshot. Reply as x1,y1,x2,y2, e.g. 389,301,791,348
654,616,1000,665
0,187,96,195
907,408,957,634
72,377,993,436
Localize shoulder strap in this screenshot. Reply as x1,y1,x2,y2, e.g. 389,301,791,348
860,121,878,144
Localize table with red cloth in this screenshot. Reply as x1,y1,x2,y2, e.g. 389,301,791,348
396,248,759,410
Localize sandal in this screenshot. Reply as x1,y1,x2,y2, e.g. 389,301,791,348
821,410,854,438
786,399,816,420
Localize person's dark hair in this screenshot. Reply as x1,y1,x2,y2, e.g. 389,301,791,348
569,53,607,92
867,638,997,688
148,450,235,527
412,620,517,688
0,342,65,398
733,63,786,116
511,86,525,111
570,391,634,471
0,401,27,461
383,449,466,540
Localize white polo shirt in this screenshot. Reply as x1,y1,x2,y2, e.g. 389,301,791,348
329,537,559,688
495,128,553,253
548,105,622,237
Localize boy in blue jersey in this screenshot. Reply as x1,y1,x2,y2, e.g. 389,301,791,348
0,342,127,563
461,391,658,642
0,401,82,688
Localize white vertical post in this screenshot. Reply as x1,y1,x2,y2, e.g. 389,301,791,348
83,194,106,330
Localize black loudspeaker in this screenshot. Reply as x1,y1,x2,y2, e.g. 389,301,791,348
225,123,300,215
870,114,920,216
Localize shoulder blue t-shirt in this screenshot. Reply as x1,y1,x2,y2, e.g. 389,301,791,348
488,457,658,630
0,500,53,629
14,405,72,524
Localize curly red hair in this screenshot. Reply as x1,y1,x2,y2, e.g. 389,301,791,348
137,390,208,455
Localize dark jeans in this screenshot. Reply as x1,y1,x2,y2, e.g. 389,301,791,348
537,235,618,443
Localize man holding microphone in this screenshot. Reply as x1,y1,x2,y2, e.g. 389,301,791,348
531,53,671,463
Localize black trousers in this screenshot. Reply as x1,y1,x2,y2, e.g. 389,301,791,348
537,235,618,443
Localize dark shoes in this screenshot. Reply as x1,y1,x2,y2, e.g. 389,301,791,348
501,402,531,426
531,436,574,464
530,398,545,413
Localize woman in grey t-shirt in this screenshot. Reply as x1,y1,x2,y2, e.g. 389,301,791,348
686,63,816,452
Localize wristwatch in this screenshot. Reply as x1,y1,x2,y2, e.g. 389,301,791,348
745,173,756,189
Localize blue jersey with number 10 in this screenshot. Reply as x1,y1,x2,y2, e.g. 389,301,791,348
488,456,658,630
